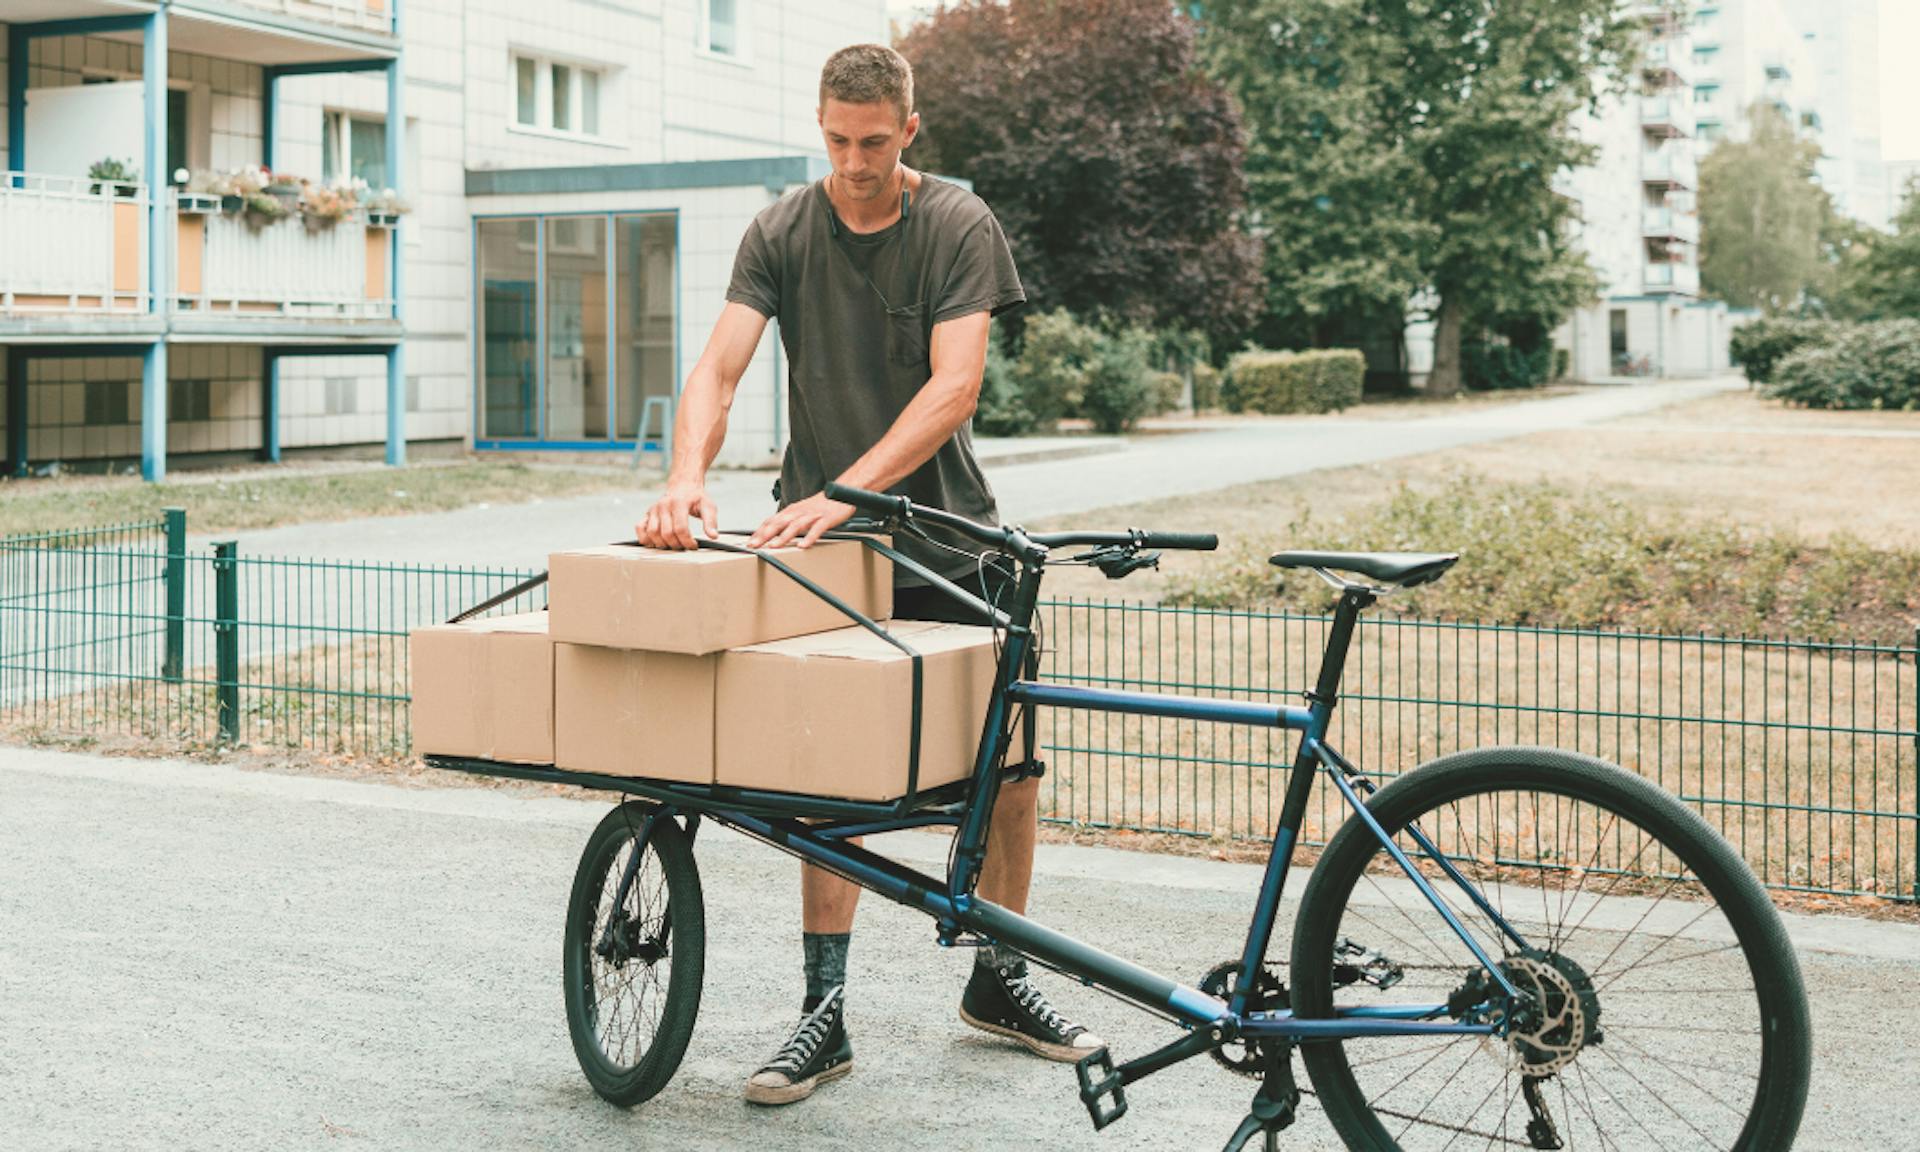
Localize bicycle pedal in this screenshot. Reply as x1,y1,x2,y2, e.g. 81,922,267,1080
1075,1047,1128,1130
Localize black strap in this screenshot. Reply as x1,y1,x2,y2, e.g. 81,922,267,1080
446,572,548,625
693,535,928,811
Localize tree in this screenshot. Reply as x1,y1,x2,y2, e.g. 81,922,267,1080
1699,102,1831,311
1201,1,1632,393
898,0,1263,349
1833,176,1920,319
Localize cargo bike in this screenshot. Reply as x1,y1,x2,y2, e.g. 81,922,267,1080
428,483,1812,1151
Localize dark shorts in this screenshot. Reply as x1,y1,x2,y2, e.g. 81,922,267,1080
892,567,1015,625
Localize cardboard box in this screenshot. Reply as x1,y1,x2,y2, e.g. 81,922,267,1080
713,620,1023,802
553,643,717,783
548,537,892,656
409,612,554,764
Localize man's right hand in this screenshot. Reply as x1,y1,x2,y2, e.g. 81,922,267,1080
635,483,719,550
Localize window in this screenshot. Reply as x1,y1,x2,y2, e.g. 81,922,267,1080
322,111,388,189
511,53,607,137
1698,121,1725,143
324,378,358,416
169,379,211,422
700,0,748,60
84,379,129,426
1693,84,1719,109
1609,310,1628,358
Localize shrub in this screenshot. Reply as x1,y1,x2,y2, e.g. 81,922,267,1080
1011,310,1101,429
1728,316,1835,385
1191,362,1222,411
1766,320,1920,411
973,333,1035,437
1079,327,1157,434
1222,348,1365,414
1462,340,1551,391
1552,347,1571,381
1149,371,1186,415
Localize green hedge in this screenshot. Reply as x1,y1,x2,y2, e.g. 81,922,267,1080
1766,320,1920,411
1729,317,1835,385
1222,348,1365,414
1463,340,1552,391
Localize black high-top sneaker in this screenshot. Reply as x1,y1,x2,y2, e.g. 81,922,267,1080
960,958,1106,1062
744,986,853,1106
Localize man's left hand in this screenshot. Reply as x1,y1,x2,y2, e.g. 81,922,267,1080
747,492,856,550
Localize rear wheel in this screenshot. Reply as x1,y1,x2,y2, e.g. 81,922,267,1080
1290,747,1810,1151
563,802,705,1107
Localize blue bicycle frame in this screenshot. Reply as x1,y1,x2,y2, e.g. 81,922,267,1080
430,515,1534,1101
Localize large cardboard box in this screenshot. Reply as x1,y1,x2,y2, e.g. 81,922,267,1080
409,612,554,764
553,643,717,783
548,537,892,656
713,620,1021,802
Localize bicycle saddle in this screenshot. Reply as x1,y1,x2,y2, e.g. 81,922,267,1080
1268,550,1458,589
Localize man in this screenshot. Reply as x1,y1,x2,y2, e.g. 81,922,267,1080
633,43,1102,1106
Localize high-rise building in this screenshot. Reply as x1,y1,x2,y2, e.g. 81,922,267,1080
1555,2,1734,382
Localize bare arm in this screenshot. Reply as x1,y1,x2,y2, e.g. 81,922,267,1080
748,309,993,549
635,302,770,549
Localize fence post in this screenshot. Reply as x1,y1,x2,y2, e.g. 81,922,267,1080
162,507,186,682
1913,627,1919,903
213,540,239,743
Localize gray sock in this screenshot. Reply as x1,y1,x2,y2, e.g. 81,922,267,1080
976,943,1025,974
803,932,851,1004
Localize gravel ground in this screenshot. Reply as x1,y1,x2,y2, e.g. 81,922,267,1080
2,744,1909,1151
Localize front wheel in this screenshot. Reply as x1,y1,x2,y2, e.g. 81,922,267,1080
1290,747,1811,1151
563,802,706,1107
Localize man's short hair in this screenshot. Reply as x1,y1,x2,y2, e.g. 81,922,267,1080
819,44,914,124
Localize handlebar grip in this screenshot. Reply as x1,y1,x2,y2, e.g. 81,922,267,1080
1141,531,1219,552
824,482,909,517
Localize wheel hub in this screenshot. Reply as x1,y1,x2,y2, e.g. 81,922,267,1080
1498,950,1602,1075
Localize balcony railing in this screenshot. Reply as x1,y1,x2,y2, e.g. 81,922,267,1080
171,195,394,320
0,176,396,324
1644,261,1701,294
1640,95,1695,137
1642,206,1701,244
221,0,395,36
0,174,148,315
1642,147,1698,187
1643,41,1688,84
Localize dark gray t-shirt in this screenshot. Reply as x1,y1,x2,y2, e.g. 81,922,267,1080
725,176,1026,585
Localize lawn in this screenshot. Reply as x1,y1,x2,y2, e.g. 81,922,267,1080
1034,389,1920,641
0,460,636,538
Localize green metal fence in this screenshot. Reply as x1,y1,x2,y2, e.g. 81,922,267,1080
2,513,1914,900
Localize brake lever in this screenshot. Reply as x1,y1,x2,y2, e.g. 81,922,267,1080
1092,548,1161,580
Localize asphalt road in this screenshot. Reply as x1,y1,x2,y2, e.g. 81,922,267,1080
2,745,1912,1151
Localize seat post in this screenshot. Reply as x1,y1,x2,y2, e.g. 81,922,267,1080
1308,586,1376,715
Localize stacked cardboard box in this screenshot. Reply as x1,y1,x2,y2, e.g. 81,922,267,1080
410,537,1018,802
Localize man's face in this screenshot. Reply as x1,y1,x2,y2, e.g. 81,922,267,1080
818,98,919,202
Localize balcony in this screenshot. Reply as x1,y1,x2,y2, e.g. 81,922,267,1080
1644,260,1701,294
0,174,148,317
223,0,394,35
1641,147,1697,189
1642,206,1700,244
1643,41,1688,85
1640,94,1695,138
0,174,397,333
170,195,396,324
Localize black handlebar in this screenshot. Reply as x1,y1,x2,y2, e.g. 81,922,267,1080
823,482,1218,554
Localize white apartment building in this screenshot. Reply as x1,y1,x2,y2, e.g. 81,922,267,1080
2,0,887,480
1545,4,1730,381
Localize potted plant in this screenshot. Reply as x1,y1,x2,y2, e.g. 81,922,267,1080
87,157,139,197
363,186,411,227
262,168,304,210
298,181,356,231
242,191,292,229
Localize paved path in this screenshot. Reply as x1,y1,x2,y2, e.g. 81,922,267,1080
1,745,1908,1150
212,378,1739,569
